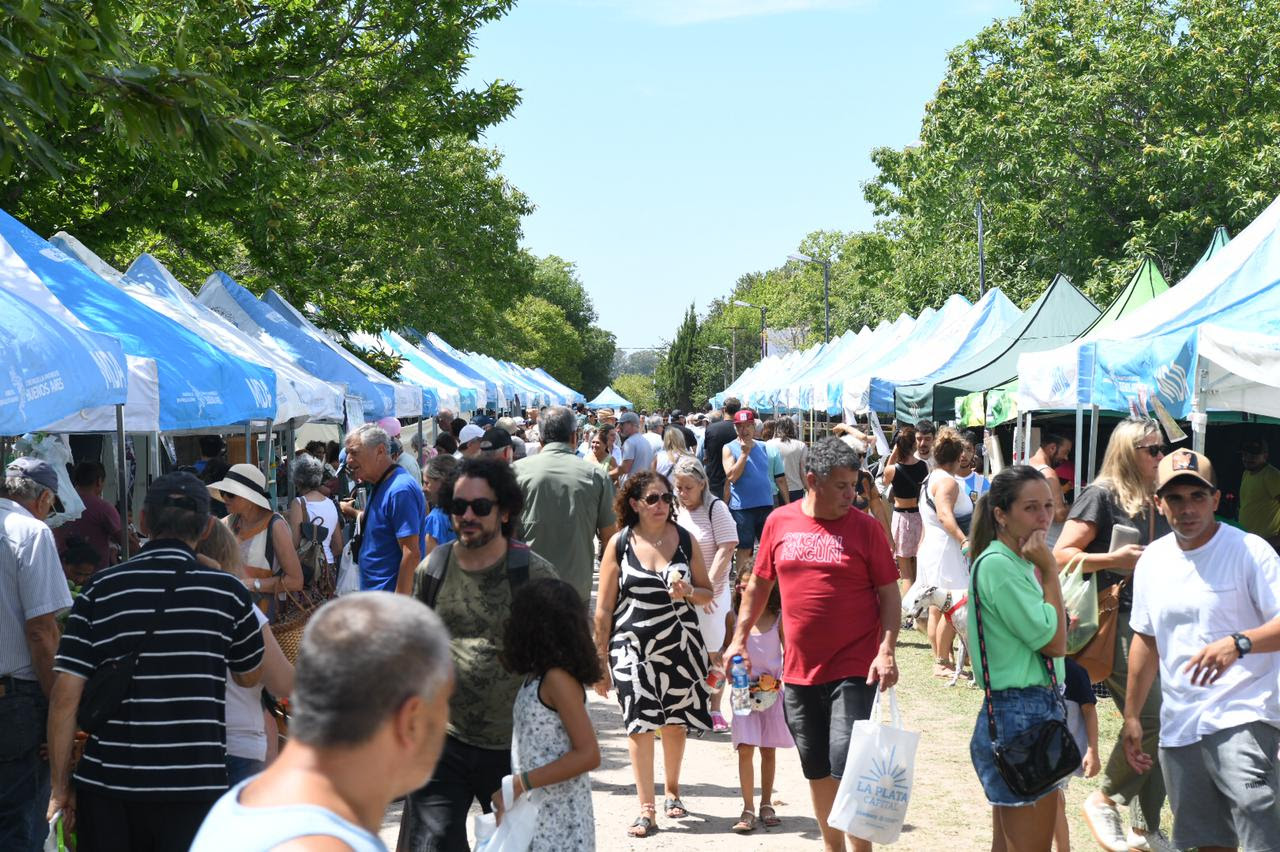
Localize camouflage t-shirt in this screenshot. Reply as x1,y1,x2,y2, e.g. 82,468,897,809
437,545,557,750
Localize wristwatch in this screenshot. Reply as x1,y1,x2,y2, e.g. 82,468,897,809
1231,632,1252,657
253,578,263,593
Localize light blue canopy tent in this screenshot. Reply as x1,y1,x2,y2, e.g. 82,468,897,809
0,285,129,434
261,289,422,418
531,368,586,405
404,330,502,408
0,210,276,432
199,272,398,420
587,386,633,409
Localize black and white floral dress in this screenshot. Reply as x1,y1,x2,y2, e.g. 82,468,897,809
608,525,712,733
512,676,595,851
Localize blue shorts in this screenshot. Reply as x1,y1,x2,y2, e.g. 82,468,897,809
731,506,771,549
970,684,1065,807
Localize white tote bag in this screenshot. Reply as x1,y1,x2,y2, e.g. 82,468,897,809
828,687,918,844
334,540,361,596
474,775,540,852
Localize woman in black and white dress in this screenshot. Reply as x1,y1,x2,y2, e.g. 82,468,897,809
594,469,715,838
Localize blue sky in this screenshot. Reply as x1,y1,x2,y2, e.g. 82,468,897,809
464,0,1020,350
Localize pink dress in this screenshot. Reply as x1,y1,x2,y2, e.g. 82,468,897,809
731,620,795,749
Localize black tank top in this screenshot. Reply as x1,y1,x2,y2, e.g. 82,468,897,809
890,459,928,501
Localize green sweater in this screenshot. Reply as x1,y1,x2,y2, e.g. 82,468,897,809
967,540,1065,691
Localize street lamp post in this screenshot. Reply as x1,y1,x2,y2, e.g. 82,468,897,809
733,300,768,358
789,252,831,343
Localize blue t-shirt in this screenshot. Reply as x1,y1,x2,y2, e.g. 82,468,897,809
358,465,426,592
423,506,456,546
726,439,774,510
190,778,386,852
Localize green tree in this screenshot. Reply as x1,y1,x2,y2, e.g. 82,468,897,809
579,327,617,400
656,304,698,411
495,295,584,391
612,373,658,413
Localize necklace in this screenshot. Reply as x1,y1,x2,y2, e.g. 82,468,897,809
635,528,665,550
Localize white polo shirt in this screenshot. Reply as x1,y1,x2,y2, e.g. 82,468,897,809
1130,523,1280,747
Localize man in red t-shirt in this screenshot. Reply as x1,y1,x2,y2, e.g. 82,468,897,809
727,436,901,852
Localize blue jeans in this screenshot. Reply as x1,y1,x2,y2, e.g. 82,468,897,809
225,755,266,787
0,682,50,852
970,684,1065,807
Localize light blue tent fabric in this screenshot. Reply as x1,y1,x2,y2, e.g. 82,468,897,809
373,330,474,412
406,330,503,407
0,210,276,431
199,272,396,419
587,386,633,409
0,285,129,434
532,368,586,405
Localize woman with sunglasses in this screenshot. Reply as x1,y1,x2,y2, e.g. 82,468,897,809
1054,418,1173,851
593,470,715,838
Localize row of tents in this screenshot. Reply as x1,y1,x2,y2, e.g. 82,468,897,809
0,209,585,438
715,192,1280,442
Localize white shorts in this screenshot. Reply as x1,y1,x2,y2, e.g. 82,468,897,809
696,583,732,652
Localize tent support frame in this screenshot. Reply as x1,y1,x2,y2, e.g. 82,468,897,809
1088,405,1100,481
115,405,130,561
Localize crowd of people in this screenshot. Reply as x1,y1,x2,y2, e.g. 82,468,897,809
3,397,1280,852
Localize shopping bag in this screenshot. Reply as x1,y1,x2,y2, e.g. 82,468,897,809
828,687,918,844
335,541,361,596
1060,554,1098,654
474,775,540,852
44,810,67,852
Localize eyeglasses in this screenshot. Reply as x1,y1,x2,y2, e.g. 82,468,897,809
448,497,495,517
639,492,675,506
1137,444,1167,458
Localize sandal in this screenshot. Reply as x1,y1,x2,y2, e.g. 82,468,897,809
732,810,757,833
664,797,688,818
759,804,781,827
628,805,657,838
711,711,730,733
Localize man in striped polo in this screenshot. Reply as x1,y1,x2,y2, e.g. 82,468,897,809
46,472,264,852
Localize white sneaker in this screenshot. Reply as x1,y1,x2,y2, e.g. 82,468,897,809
1081,798,1129,852
1127,828,1177,852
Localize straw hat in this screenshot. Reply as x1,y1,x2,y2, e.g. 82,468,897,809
207,463,272,510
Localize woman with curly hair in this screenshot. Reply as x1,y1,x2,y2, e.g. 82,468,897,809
593,469,715,837
498,578,602,850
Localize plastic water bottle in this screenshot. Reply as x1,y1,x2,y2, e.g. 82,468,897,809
730,655,752,717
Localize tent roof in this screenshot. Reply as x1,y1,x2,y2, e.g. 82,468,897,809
587,386,633,409
1192,225,1231,272
897,274,1100,422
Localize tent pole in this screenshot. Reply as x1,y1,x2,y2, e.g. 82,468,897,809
115,405,129,560
1074,404,1085,490
1024,412,1033,461
149,432,161,486
264,424,275,509
285,424,296,507
1088,405,1100,481
1191,363,1208,455
244,423,253,466
417,417,425,481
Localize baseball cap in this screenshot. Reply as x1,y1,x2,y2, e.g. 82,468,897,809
458,424,485,445
147,471,211,515
1157,449,1217,494
5,458,65,512
480,427,514,452
732,409,757,424
1241,439,1269,455
618,411,641,426
473,415,496,427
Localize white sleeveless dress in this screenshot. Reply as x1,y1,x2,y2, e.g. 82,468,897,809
511,675,595,851
917,470,973,590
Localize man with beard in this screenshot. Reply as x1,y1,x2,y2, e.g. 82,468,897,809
1029,430,1073,544
400,458,557,852
1239,438,1280,549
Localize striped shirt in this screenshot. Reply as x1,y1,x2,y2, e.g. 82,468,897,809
54,540,264,801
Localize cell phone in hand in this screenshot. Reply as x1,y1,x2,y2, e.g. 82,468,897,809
1109,523,1140,552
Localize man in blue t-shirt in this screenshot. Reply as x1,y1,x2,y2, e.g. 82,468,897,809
343,424,425,594
723,409,788,576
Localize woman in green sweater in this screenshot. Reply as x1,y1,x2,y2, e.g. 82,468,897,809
967,465,1068,850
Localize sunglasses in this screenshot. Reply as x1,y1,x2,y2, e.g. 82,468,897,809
448,498,496,517
638,492,675,506
1137,445,1168,458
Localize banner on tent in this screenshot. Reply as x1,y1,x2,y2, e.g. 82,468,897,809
1089,332,1198,419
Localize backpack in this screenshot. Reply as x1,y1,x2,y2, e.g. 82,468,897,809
263,506,326,589
413,539,532,609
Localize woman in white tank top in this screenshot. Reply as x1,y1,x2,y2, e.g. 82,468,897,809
288,454,344,566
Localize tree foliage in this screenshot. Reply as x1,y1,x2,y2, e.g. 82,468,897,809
655,304,698,411
612,373,658,413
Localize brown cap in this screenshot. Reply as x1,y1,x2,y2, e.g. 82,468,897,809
1157,448,1217,493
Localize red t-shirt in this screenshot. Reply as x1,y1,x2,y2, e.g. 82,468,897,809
753,502,899,686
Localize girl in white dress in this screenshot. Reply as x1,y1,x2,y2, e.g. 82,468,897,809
499,578,601,851
917,428,974,678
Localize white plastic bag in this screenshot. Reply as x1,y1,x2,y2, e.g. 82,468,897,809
829,687,918,844
474,774,540,852
17,434,84,527
335,541,360,596
1061,555,1099,654
44,810,66,852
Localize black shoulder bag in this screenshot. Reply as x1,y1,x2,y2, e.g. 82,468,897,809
78,562,187,734
413,540,532,609
971,552,1080,797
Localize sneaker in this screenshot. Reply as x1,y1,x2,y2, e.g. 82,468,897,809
711,712,730,733
1081,798,1129,852
1126,828,1176,852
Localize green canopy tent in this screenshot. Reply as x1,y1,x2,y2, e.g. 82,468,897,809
968,257,1171,426
895,274,1100,424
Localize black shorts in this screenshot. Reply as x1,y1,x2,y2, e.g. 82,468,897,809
783,676,878,780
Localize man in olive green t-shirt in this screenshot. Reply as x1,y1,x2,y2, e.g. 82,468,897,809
513,406,617,603
1240,439,1280,548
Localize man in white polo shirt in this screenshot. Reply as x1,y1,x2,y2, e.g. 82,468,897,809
1123,448,1280,852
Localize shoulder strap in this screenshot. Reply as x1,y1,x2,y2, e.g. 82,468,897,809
615,525,629,565
507,540,532,591
675,523,693,561
414,541,454,609
133,559,188,658
264,513,285,574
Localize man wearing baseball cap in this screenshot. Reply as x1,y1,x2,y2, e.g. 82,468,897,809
616,411,654,487
1238,438,1280,548
457,423,485,459
479,426,514,463
0,459,72,849
1123,448,1280,850
723,409,790,579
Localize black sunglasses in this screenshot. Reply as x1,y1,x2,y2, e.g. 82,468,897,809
638,492,675,506
1137,444,1167,458
449,497,496,517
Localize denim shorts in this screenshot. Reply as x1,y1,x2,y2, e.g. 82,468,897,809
731,506,771,549
970,684,1065,807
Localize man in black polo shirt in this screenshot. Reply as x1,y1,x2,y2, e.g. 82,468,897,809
702,397,742,501
46,472,264,852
